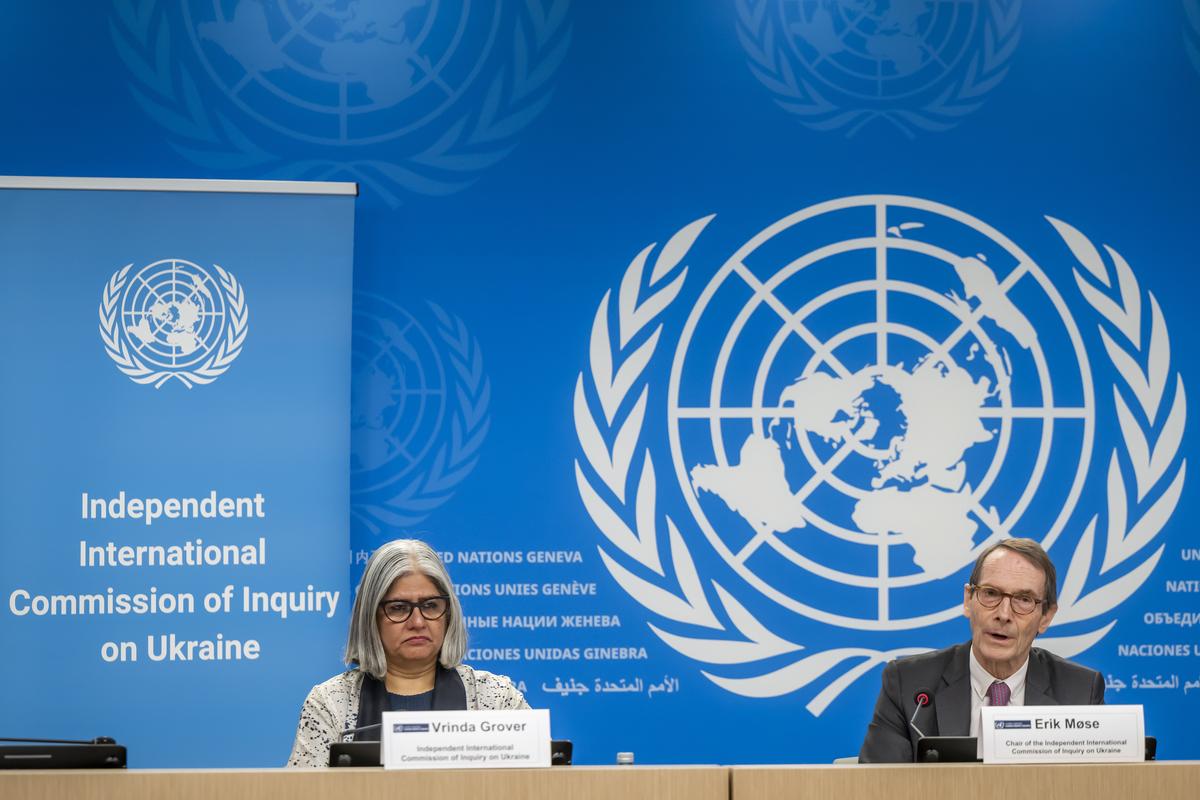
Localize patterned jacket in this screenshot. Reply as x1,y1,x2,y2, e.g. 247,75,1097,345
287,664,529,767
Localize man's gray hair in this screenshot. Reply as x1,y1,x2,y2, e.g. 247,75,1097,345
967,537,1058,610
344,539,467,679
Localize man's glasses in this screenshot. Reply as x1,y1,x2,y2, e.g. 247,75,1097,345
969,584,1044,616
378,596,450,623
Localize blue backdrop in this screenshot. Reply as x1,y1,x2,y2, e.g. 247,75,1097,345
1,0,1198,766
0,180,355,766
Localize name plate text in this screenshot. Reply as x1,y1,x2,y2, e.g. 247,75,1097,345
981,704,1144,763
381,709,551,770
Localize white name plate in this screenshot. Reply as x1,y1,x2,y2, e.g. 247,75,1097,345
381,709,551,770
981,704,1145,764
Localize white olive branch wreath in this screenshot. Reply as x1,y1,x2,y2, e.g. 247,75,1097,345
575,210,1184,710
1036,217,1186,655
1185,0,1200,76
99,263,248,389
99,264,153,384
351,301,491,534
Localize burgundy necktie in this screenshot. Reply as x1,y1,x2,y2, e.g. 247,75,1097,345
987,680,1011,706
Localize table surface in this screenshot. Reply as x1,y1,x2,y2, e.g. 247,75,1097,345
731,761,1200,800
0,764,728,800
4,761,1199,800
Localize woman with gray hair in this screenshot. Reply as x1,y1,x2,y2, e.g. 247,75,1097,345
287,539,528,767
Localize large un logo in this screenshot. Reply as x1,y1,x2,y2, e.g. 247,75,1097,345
351,294,490,536
99,258,248,389
110,1,571,200
671,197,1091,628
575,197,1186,709
735,1,1021,136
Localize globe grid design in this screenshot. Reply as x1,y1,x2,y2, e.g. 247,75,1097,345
736,0,1021,136
351,295,447,487
182,0,502,147
779,0,980,100
575,203,1182,702
350,295,491,535
120,259,229,369
666,196,1095,630
113,0,572,201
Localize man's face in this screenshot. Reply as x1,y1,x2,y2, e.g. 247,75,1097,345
962,548,1056,679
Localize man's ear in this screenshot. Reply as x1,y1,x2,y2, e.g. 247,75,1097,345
1037,604,1057,635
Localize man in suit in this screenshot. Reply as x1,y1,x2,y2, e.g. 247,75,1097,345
859,538,1105,763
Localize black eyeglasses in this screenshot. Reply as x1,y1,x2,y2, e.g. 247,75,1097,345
378,596,450,623
969,584,1045,616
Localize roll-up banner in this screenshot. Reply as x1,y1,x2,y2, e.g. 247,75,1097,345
0,177,356,767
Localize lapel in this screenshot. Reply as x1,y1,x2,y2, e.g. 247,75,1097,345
354,665,468,739
934,643,973,736
432,665,468,710
1024,648,1055,705
354,673,387,740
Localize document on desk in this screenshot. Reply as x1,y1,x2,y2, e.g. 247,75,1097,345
381,709,551,770
981,704,1144,763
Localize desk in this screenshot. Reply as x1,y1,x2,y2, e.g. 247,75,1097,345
1,765,727,800
7,761,1198,800
731,761,1200,800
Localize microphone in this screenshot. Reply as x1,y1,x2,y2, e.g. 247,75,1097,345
0,736,117,745
908,688,932,740
339,722,381,742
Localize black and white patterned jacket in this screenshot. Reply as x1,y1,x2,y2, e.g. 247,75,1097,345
287,664,528,767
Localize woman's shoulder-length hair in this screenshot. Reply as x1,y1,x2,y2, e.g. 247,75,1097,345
344,539,467,679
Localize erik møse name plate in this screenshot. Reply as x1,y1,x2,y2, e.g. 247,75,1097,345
381,709,551,769
981,704,1145,764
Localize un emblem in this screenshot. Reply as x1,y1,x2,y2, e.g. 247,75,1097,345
110,1,571,201
99,258,248,389
736,0,1021,136
574,197,1186,710
352,295,490,535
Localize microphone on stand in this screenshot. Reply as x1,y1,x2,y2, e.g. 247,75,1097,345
0,736,117,745
909,688,949,762
339,722,381,742
0,736,126,768
328,723,383,767
909,688,932,739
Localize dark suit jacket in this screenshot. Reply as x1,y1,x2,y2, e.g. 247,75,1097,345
858,642,1105,763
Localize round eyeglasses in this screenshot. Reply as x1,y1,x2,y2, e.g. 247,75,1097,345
969,584,1044,616
378,596,450,623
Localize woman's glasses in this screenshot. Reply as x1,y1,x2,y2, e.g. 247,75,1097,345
378,596,450,623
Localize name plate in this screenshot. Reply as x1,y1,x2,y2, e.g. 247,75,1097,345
981,704,1144,763
381,709,551,770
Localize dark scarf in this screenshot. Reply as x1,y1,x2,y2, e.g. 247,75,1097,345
351,665,468,741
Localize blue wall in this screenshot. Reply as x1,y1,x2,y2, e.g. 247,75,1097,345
2,0,1199,766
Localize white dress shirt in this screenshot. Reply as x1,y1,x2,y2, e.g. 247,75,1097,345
969,647,1029,755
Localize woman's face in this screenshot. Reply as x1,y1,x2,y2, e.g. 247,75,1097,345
376,572,448,674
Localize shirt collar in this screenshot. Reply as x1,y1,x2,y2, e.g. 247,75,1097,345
968,645,1030,701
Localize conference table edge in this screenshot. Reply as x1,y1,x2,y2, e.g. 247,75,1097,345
731,760,1200,800
0,764,728,800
